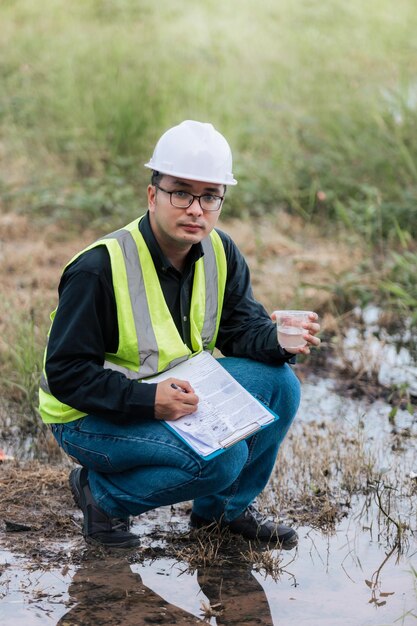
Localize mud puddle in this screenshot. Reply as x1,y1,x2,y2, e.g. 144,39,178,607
1,504,416,625
1,371,416,625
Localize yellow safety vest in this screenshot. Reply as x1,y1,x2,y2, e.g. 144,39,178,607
39,216,227,423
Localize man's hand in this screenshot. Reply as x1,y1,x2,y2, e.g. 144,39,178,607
271,311,321,355
154,378,199,421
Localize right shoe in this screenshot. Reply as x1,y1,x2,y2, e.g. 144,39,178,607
69,467,140,549
190,504,298,550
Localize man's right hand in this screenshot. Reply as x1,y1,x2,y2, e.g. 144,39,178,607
154,378,199,421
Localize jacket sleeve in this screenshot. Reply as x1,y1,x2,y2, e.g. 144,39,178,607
45,247,157,422
215,230,295,364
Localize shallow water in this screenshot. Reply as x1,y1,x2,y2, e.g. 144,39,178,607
1,510,416,625
1,374,416,625
339,305,417,395
134,515,417,626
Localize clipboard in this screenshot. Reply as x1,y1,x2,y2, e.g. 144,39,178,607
162,406,279,460
143,352,280,459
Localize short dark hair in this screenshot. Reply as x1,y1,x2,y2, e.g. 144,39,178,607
151,170,163,186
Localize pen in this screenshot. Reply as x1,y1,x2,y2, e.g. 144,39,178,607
171,383,187,393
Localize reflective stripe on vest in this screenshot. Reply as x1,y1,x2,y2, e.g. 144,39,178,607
39,216,227,423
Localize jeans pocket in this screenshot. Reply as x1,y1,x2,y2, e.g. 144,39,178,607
63,440,115,473
68,417,86,432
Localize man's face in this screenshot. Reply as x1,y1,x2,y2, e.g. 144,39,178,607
147,175,224,252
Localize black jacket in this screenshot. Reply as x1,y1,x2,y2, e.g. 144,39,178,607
45,213,293,422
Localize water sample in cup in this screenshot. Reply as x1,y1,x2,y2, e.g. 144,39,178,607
274,310,312,350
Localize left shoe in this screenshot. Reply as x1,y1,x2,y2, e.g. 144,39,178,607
69,467,140,549
190,504,298,549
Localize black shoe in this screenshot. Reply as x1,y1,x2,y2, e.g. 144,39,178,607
69,467,140,549
190,504,298,549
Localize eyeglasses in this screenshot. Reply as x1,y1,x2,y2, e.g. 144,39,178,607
154,184,224,212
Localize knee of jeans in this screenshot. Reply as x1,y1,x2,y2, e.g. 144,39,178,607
200,442,248,492
266,364,301,428
282,365,301,415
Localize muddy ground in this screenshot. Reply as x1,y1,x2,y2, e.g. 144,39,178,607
1,392,416,625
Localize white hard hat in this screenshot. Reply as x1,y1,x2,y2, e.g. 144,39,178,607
144,120,237,186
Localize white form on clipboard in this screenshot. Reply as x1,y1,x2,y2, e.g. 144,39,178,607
143,352,278,459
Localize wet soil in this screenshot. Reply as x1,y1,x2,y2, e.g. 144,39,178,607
1,384,416,625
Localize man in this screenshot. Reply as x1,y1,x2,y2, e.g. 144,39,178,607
39,120,320,549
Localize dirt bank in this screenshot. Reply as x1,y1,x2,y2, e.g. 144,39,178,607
0,210,357,332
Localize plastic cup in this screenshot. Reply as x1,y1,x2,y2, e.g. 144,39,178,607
273,310,312,350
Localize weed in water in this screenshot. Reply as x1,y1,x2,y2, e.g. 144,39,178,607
244,542,289,582
387,383,415,425
267,417,415,547
199,599,223,621
365,542,397,608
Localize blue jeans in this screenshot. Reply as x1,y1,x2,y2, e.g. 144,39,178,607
51,358,300,521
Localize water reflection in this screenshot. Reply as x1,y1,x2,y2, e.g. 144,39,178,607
57,555,201,624
197,564,274,625
58,554,274,625
365,543,398,608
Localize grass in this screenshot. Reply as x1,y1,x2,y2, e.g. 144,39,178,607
0,302,45,432
266,418,416,548
1,0,417,317
0,0,416,426
1,0,417,234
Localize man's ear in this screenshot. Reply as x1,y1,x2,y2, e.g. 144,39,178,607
147,184,156,211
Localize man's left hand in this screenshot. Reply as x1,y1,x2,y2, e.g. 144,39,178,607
271,311,321,355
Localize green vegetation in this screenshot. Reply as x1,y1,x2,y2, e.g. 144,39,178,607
0,304,44,428
0,8,414,613
0,0,416,340
2,0,417,231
